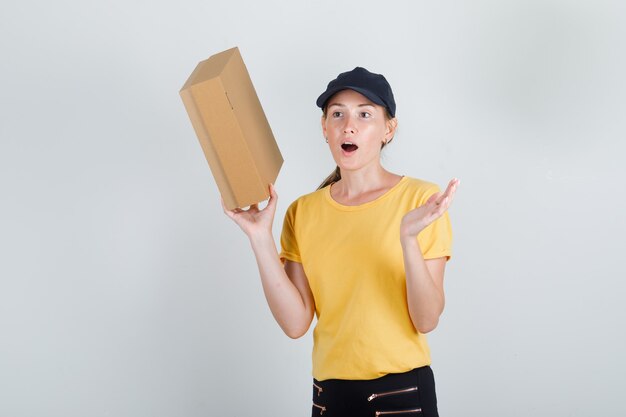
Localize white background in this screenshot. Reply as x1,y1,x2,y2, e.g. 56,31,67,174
1,1,625,416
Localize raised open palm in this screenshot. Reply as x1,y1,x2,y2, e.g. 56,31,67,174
400,178,460,239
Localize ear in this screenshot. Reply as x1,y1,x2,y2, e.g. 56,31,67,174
321,115,327,138
385,117,398,140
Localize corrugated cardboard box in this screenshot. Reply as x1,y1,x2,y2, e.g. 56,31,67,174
180,47,283,210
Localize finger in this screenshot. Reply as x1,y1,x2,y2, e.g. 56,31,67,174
437,186,452,203
269,183,277,199
446,178,460,199
427,196,450,221
223,207,238,221
435,179,458,205
266,183,278,211
438,196,450,212
444,179,460,205
447,178,459,193
426,192,441,206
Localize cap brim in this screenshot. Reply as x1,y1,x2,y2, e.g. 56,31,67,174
316,86,387,110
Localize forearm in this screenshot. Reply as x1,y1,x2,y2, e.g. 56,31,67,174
249,232,311,338
401,237,445,333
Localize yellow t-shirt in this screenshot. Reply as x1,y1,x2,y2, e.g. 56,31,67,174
279,176,453,381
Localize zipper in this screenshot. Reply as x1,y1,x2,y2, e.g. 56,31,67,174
375,408,422,416
367,386,418,401
313,382,323,396
312,402,326,415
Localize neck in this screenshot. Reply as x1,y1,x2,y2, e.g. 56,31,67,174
333,165,398,198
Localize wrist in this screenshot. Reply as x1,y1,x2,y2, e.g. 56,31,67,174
399,220,424,244
400,234,419,250
249,230,274,246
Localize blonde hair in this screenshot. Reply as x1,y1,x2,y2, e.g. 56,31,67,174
316,106,396,190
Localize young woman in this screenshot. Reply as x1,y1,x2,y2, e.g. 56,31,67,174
222,67,459,417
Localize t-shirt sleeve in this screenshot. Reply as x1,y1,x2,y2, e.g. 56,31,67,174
417,186,453,261
279,200,302,265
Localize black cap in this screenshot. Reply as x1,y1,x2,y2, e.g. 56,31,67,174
316,67,396,117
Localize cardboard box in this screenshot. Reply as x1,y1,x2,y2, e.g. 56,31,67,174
180,47,283,210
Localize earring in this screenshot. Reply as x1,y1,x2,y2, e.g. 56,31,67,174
325,137,328,143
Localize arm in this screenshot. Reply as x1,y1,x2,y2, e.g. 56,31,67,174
222,184,315,339
249,233,315,338
399,178,459,333
401,241,446,333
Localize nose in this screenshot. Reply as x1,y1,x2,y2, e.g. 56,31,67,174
342,114,356,134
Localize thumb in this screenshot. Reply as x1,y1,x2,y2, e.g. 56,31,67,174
266,183,278,209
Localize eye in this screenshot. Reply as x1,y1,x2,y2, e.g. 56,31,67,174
360,112,371,118
332,111,342,118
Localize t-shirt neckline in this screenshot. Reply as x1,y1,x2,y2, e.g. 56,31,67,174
325,175,407,211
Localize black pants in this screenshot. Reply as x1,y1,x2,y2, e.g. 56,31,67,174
311,366,438,417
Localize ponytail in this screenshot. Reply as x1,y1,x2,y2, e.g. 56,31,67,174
317,166,341,190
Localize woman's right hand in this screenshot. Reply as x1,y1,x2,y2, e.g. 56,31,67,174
220,183,278,239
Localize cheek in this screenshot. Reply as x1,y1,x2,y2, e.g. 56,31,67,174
327,123,343,136
361,122,386,138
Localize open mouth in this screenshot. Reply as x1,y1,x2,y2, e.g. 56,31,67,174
341,142,358,153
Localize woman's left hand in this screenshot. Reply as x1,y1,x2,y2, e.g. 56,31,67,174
400,178,460,240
